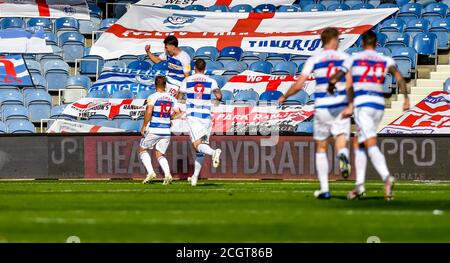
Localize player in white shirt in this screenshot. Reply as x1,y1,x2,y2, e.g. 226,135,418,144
279,28,353,199
329,30,410,201
145,36,191,97
139,76,182,185
178,59,223,187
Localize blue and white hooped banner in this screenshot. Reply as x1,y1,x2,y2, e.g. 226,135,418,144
89,68,156,95
0,27,53,54
91,5,397,60
0,0,90,20
0,55,33,87
137,0,296,8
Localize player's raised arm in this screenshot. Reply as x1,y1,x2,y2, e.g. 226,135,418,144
341,72,354,118
145,44,162,64
389,65,410,111
140,103,154,137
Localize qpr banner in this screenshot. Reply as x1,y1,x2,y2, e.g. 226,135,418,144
89,68,156,95
0,0,90,20
380,91,450,134
137,0,296,8
63,98,147,120
90,6,397,60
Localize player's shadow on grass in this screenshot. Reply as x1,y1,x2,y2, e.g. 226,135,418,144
197,183,221,187
331,196,387,201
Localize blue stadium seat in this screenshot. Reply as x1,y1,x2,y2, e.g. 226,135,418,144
79,16,101,35
397,3,423,20
296,121,313,133
223,61,247,74
152,61,168,72
220,90,234,103
375,47,392,56
298,0,315,9
0,122,6,133
343,0,364,7
206,61,224,74
120,120,141,132
79,55,104,77
194,46,219,61
111,90,134,99
413,32,438,57
254,4,276,13
8,120,35,133
351,3,375,10
59,32,85,62
136,90,155,99
241,51,267,64
284,89,309,105
88,3,103,19
218,46,243,61
378,3,397,9
259,90,283,101
444,78,450,92
162,4,182,10
66,75,92,89
327,3,350,11
29,104,51,122
385,33,411,49
272,61,297,75
3,105,28,123
31,75,47,90
43,60,69,91
88,90,109,98
429,18,450,50
0,90,23,107
345,46,363,55
208,5,229,12
392,46,418,70
230,4,252,13
0,17,24,29
405,18,430,40
277,5,300,12
180,46,195,59
380,18,406,33
27,18,52,31
376,32,388,47
99,18,118,31
25,90,51,106
234,90,259,102
26,60,42,76
103,60,127,69
302,4,326,12
266,53,289,65
422,2,448,18
430,18,450,31
128,60,152,71
209,75,226,89
289,55,309,67
320,1,340,9
249,61,273,74
54,17,79,35
97,120,119,129
50,105,67,119
43,32,58,47
185,5,206,11
113,1,131,18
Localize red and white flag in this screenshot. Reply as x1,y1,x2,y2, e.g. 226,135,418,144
380,91,450,134
137,0,296,8
0,0,90,20
47,120,126,133
90,5,397,59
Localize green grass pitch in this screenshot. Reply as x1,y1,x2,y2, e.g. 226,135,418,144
0,180,449,242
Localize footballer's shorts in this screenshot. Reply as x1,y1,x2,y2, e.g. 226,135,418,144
354,107,384,144
139,133,170,154
187,117,212,144
313,107,351,141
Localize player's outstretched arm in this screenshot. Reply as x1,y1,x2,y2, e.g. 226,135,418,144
389,66,410,111
140,105,154,137
145,44,162,64
328,70,346,94
213,89,222,102
278,75,307,104
342,72,354,118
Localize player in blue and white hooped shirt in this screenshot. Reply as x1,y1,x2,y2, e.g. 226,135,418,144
139,76,182,185
145,36,191,97
279,28,353,200
178,59,223,187
329,30,410,201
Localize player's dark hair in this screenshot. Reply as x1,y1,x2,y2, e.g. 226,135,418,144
321,27,340,46
195,59,206,72
155,75,166,89
362,30,377,48
163,35,179,47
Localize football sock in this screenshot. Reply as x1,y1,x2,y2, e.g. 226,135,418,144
158,156,171,177
139,151,154,175
316,152,329,192
193,153,205,179
337,148,350,160
354,148,367,190
198,144,215,156
367,146,390,182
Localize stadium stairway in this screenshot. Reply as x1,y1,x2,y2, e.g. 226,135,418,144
380,52,450,130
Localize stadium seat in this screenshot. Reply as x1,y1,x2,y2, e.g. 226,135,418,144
208,5,229,12
254,4,276,13
27,18,52,31
277,5,300,12
218,46,243,61
50,105,67,119
162,4,182,10
29,104,51,123
97,120,119,129
113,1,132,18
223,61,247,74
25,90,52,107
320,1,340,9
289,55,309,67
120,120,141,132
397,3,423,20
444,78,450,92
26,60,42,76
302,4,326,12
345,47,363,55
136,90,155,99
405,18,430,40
66,75,92,90
234,90,259,102
128,60,152,71
298,0,315,9
0,90,24,107
249,61,273,74
209,75,227,89
0,17,24,29
152,61,168,73
194,46,219,62
230,4,253,13
43,32,58,47
3,105,28,123
376,32,388,47
375,47,392,56
0,122,6,133
206,61,224,74
378,3,397,9
59,32,85,62
79,55,104,77
272,61,297,75
429,18,450,50
103,60,127,69
241,51,267,64
8,120,35,133
351,3,375,10
88,90,109,98
43,60,69,91
99,18,118,31
327,3,351,11
422,2,448,18
31,75,47,90
296,121,313,134
220,90,234,103
79,16,101,35
413,32,438,57
380,18,406,33
185,5,206,11
54,17,79,36
392,46,418,73
180,46,195,59
266,53,289,65
384,33,411,49
283,89,309,105
110,90,134,99
259,90,283,101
